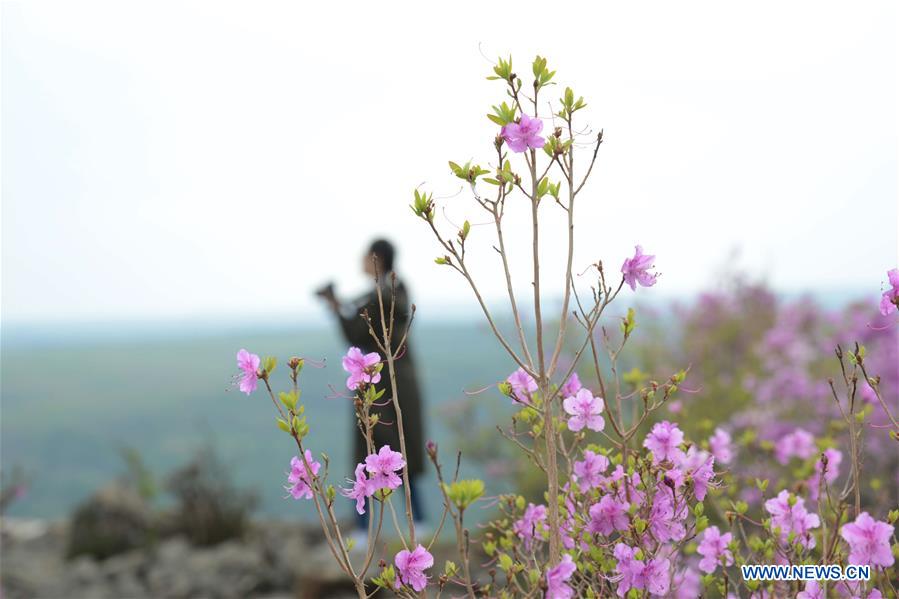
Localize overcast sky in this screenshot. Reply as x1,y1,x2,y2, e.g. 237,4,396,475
2,1,897,325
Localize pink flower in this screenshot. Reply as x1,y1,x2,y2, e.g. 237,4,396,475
342,346,382,390
613,544,670,597
606,465,646,507
507,367,538,403
573,450,609,490
680,446,715,501
563,388,605,432
364,445,406,492
774,427,815,465
697,525,734,573
287,450,320,500
648,488,687,542
613,544,640,597
236,349,260,395
501,113,545,152
394,544,433,592
340,463,372,515
621,245,658,291
879,268,899,315
807,448,842,501
513,503,549,549
709,428,734,464
764,490,820,549
835,582,883,599
588,495,630,535
639,557,671,597
797,581,824,599
643,421,685,464
672,568,700,599
545,553,577,599
559,373,582,398
840,512,895,568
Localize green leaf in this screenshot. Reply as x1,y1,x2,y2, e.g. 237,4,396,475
262,356,277,375
443,479,485,510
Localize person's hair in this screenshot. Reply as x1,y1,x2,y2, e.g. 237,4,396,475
368,238,395,272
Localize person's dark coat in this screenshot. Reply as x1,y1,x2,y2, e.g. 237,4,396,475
336,279,425,477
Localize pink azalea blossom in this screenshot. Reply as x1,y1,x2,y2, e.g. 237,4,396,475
507,367,538,403
394,544,433,592
643,421,685,464
840,512,895,568
236,349,260,395
559,373,582,398
342,346,382,390
287,450,320,500
697,525,734,573
340,463,372,515
774,427,815,465
835,582,883,599
562,388,605,432
797,581,824,599
513,503,549,549
545,553,577,599
879,268,899,315
588,495,630,535
573,449,609,490
679,446,715,501
621,245,658,291
501,113,545,152
613,543,639,597
807,448,842,501
764,490,820,549
364,445,406,491
613,543,670,597
672,568,701,599
639,556,671,597
709,427,734,464
648,488,687,543
606,465,646,507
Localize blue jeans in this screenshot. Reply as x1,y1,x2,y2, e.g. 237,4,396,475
355,477,424,530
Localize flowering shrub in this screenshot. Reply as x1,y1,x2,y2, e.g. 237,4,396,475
232,56,899,597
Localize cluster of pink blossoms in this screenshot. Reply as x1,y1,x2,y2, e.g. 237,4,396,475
341,346,382,390
614,543,670,597
799,580,883,599
339,445,406,514
708,427,735,464
286,450,321,500
512,503,550,550
841,512,895,568
773,427,815,465
573,449,609,489
697,525,734,573
545,554,577,599
764,490,820,549
588,494,629,536
393,544,434,592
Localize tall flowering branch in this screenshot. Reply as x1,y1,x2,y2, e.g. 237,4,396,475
234,57,898,598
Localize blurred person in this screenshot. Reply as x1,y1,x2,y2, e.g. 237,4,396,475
316,239,426,546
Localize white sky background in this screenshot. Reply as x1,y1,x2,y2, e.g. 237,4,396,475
2,1,897,325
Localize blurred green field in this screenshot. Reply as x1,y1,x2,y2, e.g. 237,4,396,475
1,320,513,522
